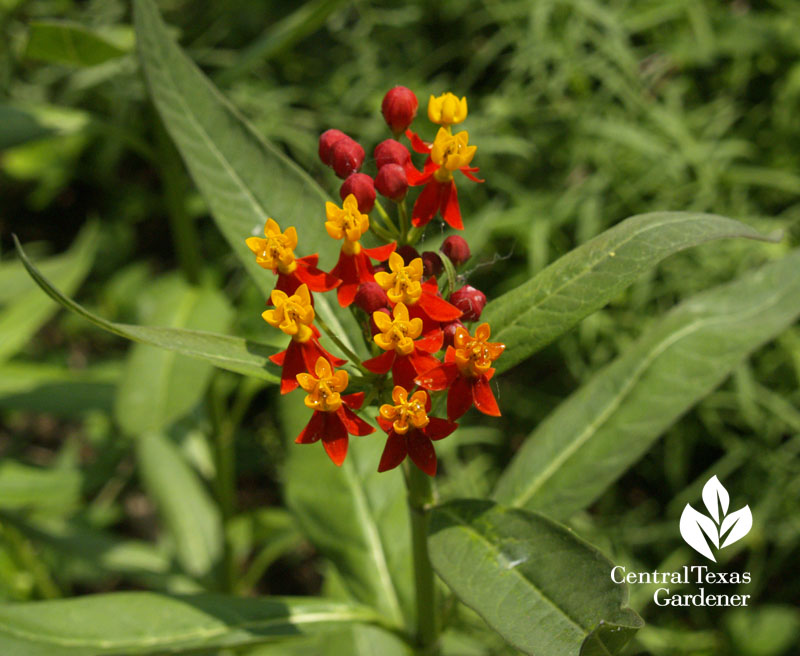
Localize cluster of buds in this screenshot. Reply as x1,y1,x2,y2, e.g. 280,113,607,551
246,86,502,476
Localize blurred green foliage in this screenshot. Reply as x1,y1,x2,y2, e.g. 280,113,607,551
1,1,799,655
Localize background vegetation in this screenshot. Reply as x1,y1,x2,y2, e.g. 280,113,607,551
1,1,799,654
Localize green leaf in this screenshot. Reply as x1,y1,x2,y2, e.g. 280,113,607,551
0,592,387,655
0,224,97,363
493,251,800,519
482,212,779,374
115,275,233,435
280,393,413,628
0,513,199,593
24,21,129,67
13,236,280,382
136,432,222,579
0,461,82,513
428,500,642,656
132,0,360,352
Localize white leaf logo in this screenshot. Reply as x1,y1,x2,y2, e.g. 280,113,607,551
679,476,752,562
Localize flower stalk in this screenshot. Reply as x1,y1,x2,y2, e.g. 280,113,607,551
405,462,440,655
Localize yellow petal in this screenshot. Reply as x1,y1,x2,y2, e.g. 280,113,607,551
388,251,404,273
314,357,332,378
296,373,316,391
408,318,423,339
374,271,393,290
373,310,393,331
391,385,408,404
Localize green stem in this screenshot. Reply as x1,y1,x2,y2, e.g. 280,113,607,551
373,199,400,238
398,199,410,244
405,464,440,655
315,315,367,372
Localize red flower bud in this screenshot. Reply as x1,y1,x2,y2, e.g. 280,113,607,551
374,139,411,169
375,163,408,202
331,137,365,179
396,244,420,265
354,281,389,314
319,129,347,166
381,86,419,135
441,235,471,266
370,307,392,336
442,320,464,348
340,173,376,213
422,251,443,278
450,285,486,321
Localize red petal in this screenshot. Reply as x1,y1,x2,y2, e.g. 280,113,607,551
362,242,397,261
269,349,287,366
420,290,463,322
425,417,458,441
297,254,319,268
295,410,325,444
295,260,341,292
391,354,418,390
447,374,474,420
405,130,431,154
472,376,501,416
331,250,360,307
305,339,347,369
280,341,306,394
276,273,301,297
321,413,349,466
460,166,484,183
415,330,444,354
409,350,440,377
443,346,456,363
378,431,408,472
407,430,437,476
342,392,365,410
440,181,463,230
363,350,395,374
415,362,459,391
377,416,394,433
412,181,444,228
339,406,375,436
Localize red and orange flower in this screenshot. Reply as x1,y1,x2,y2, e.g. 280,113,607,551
263,284,345,394
377,386,457,476
374,252,461,331
295,357,374,466
325,194,395,307
246,218,339,296
415,323,505,420
363,302,442,390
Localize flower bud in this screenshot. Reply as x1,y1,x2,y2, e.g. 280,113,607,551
396,244,420,265
375,163,408,202
441,320,464,348
370,307,392,336
331,137,365,179
441,235,471,266
450,285,486,321
381,86,418,135
340,173,376,213
318,129,347,166
374,139,411,169
355,281,389,314
422,251,443,278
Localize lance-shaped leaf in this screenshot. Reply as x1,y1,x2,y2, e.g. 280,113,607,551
493,251,800,519
701,474,729,523
482,212,779,374
720,506,753,549
0,593,390,655
428,500,643,656
132,0,361,353
680,504,719,562
13,237,280,383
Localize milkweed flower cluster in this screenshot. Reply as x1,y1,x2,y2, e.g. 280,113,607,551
246,86,504,476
